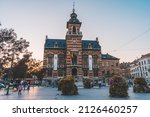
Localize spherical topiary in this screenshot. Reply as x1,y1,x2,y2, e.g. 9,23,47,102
109,76,128,98
133,77,150,93
61,76,78,95
83,78,92,88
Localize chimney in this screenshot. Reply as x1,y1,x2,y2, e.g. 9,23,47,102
46,35,48,40
96,37,98,42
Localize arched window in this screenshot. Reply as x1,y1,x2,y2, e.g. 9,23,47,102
73,26,76,34
83,55,88,67
72,54,77,65
48,54,54,67
93,55,98,65
58,54,65,67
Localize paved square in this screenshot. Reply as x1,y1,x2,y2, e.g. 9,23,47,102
0,86,150,100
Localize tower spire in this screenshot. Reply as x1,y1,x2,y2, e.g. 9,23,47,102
73,1,75,13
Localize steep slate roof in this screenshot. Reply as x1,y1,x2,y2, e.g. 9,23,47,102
44,39,101,50
44,39,66,49
102,54,119,60
82,40,101,50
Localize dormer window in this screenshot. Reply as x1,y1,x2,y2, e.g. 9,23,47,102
88,43,92,49
54,42,58,48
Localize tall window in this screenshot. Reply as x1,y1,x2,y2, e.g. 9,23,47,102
94,70,98,77
48,55,54,66
72,54,77,65
58,69,64,77
47,69,52,77
148,59,150,64
83,70,88,76
73,26,76,34
146,72,148,76
116,63,119,67
58,54,65,67
83,55,88,66
93,55,98,65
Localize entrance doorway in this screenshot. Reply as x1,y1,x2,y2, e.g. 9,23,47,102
72,68,77,77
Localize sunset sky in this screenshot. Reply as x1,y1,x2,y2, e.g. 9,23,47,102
0,0,150,62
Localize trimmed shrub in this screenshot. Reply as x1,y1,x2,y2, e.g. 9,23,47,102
133,77,150,93
57,79,63,91
83,78,92,88
109,76,128,98
61,76,78,95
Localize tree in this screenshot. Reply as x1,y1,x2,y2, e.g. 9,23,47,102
27,59,44,80
0,24,29,80
13,52,32,79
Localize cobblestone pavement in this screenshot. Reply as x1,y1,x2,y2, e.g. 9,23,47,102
0,86,150,100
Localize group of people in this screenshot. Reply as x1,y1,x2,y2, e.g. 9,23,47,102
14,82,30,95
90,80,103,88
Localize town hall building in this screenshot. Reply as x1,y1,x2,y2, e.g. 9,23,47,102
43,8,102,79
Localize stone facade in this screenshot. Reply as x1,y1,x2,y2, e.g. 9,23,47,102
43,8,102,79
101,54,120,78
130,53,150,82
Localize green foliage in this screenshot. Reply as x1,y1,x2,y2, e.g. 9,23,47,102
109,76,128,98
133,77,150,93
83,78,92,88
13,52,31,79
60,76,78,95
0,26,29,80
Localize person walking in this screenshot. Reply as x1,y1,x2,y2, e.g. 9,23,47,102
98,80,102,88
27,83,30,91
18,84,22,95
5,83,10,95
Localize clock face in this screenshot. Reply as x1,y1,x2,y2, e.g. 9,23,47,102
73,38,76,43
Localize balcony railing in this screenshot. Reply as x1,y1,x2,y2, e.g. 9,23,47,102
47,64,53,68
66,31,82,35
47,64,66,68
83,65,89,68
57,65,65,68
83,65,99,68
93,65,99,68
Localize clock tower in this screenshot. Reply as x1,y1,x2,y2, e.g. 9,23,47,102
65,7,83,78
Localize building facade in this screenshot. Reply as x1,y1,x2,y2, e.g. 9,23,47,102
119,62,131,79
130,53,150,82
43,8,102,79
101,53,120,78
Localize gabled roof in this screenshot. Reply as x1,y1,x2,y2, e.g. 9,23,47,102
102,54,119,60
44,39,101,50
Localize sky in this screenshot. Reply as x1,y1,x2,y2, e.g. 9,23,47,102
0,0,150,62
